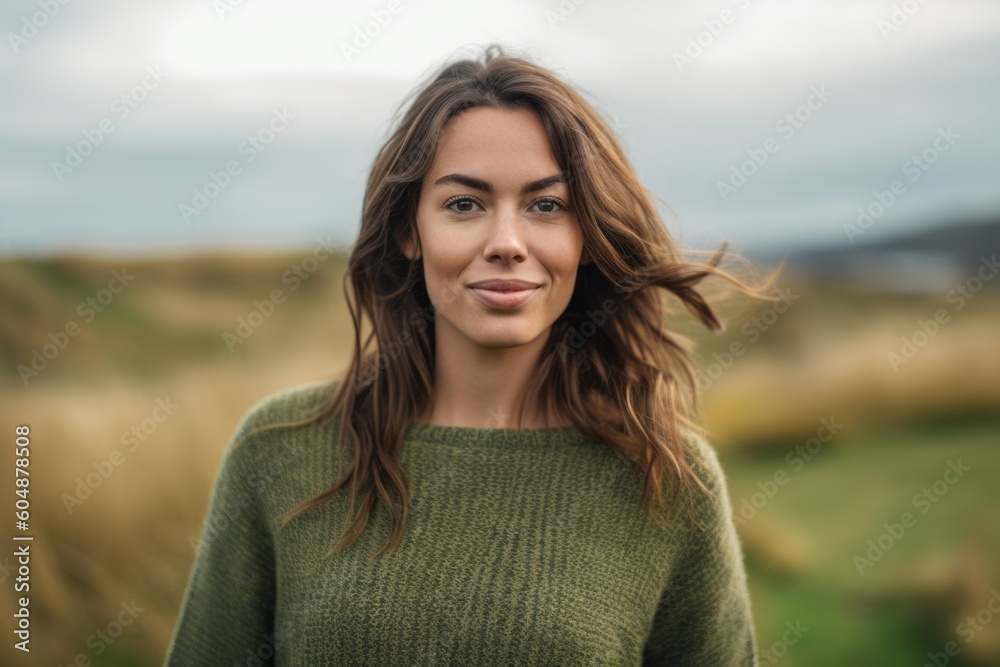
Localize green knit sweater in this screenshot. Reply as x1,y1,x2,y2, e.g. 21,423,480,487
164,379,758,666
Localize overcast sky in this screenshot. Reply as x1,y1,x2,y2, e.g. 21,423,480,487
1,0,998,257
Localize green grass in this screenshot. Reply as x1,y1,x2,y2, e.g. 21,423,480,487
724,420,1000,666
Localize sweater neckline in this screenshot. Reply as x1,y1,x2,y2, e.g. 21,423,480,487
405,421,590,448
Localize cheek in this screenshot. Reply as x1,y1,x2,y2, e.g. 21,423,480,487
423,235,466,274
545,232,585,279
419,234,473,301
541,254,582,300
553,256,584,301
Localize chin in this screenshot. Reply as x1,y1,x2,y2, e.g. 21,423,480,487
482,325,551,348
472,335,533,349
465,324,537,348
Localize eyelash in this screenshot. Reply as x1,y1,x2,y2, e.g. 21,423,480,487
443,196,568,215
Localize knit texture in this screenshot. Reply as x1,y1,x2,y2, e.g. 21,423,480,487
164,379,758,666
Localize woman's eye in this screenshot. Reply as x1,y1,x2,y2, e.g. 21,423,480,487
445,197,567,214
447,198,481,213
534,199,564,214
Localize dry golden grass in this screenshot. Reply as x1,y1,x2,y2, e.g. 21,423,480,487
0,357,345,665
0,254,997,664
693,283,1000,451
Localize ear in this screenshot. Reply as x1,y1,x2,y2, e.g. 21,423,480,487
400,228,421,261
580,246,593,265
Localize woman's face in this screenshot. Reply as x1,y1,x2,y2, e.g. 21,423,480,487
403,106,587,350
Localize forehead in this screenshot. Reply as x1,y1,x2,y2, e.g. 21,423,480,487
427,107,563,182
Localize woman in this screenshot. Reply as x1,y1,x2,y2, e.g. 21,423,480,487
165,44,775,666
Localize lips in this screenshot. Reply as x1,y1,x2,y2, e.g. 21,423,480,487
467,279,541,291
467,279,542,310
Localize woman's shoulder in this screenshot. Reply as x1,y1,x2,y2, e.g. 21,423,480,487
222,377,342,463
673,426,733,515
677,427,725,481
237,377,341,432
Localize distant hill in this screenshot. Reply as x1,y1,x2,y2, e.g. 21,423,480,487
750,217,1000,293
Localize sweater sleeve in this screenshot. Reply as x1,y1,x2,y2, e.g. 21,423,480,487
642,430,759,666
163,407,277,666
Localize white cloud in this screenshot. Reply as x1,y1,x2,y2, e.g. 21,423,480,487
1,0,999,254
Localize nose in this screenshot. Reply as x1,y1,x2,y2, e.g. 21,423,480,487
482,204,528,264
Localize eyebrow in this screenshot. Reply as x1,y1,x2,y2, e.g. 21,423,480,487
432,173,567,194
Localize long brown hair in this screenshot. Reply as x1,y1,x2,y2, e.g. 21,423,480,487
259,44,780,559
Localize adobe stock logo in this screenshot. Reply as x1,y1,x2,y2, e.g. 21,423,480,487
733,417,842,527
179,107,295,224
339,1,404,63
51,65,170,182
18,268,135,385
716,85,833,202
877,0,932,41
843,126,960,243
7,0,73,54
886,254,998,372
61,397,180,515
853,459,970,576
672,0,755,73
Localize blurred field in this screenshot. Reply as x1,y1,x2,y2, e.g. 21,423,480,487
0,252,998,666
